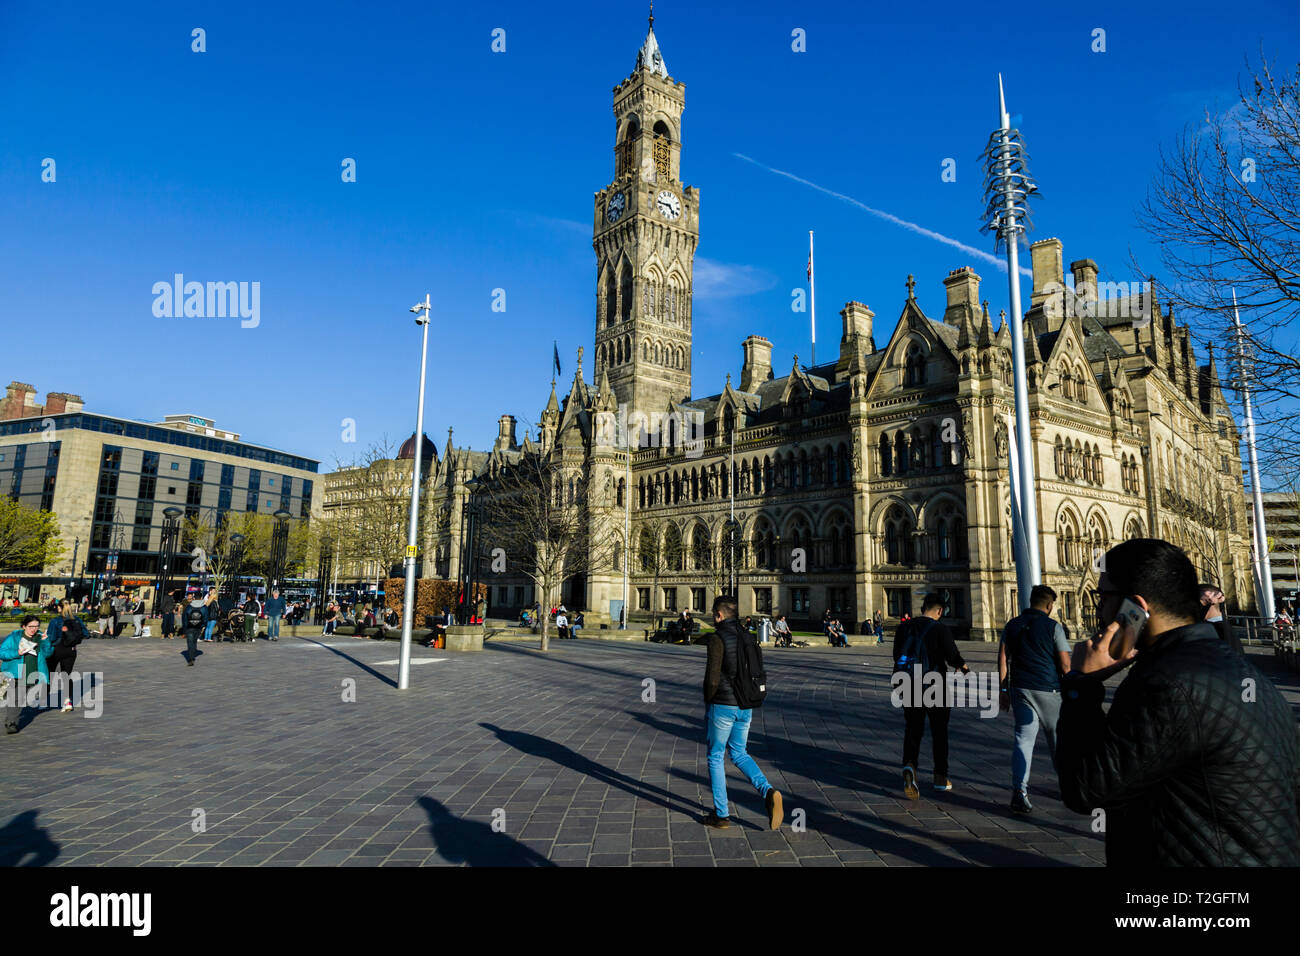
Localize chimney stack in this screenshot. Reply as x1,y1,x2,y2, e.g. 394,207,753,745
1029,238,1064,308
1070,258,1099,305
942,267,981,327
495,414,518,451
740,335,773,392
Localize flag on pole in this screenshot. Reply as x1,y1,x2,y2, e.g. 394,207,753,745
553,342,561,379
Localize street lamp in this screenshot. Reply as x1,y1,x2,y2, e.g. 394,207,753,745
227,532,246,601
153,507,183,615
981,74,1043,609
398,293,433,691
269,510,291,593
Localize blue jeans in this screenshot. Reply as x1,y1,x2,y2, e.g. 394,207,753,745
269,616,281,638
706,704,772,818
204,620,216,642
1011,687,1061,794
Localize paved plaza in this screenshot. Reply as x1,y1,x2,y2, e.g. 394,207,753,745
3,633,1296,867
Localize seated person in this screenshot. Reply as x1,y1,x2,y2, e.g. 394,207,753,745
771,613,794,647
828,618,849,647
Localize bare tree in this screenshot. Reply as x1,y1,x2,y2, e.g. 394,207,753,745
331,437,411,590
1136,52,1300,482
632,519,685,633
476,455,616,651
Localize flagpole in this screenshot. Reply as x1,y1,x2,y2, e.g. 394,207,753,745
808,230,816,367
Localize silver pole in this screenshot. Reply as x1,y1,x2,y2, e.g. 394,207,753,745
808,230,816,368
729,424,736,598
622,417,631,628
1233,290,1275,620
399,293,432,690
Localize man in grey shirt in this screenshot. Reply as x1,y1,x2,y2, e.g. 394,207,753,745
999,584,1071,814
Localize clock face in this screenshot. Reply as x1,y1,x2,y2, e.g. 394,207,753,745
656,191,681,220
606,191,626,223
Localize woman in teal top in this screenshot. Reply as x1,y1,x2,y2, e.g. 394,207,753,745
0,615,53,733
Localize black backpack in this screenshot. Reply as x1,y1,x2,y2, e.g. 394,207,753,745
730,626,768,709
893,618,936,676
184,605,207,630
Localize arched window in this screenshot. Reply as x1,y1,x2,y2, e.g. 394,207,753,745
664,524,683,571
895,433,909,475
763,457,774,493
604,271,617,328
751,519,775,569
937,516,951,561
639,527,655,572
800,450,810,487
751,459,761,495
931,426,943,472
879,434,893,477
620,264,633,324
1054,436,1064,477
904,343,926,387
638,478,646,508
789,517,812,570
692,524,710,570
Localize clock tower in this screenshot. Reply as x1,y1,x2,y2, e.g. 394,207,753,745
592,14,699,416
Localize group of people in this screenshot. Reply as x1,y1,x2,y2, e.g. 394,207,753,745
516,603,584,638
0,600,88,731
889,538,1299,865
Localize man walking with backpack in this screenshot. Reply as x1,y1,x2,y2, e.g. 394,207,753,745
999,585,1071,814
702,595,783,830
894,592,969,799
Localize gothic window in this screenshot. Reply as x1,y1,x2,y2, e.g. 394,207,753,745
751,519,775,570
930,426,943,472
904,343,926,387
616,478,625,507
605,271,617,328
692,524,711,570
669,280,678,325
639,527,655,572
620,264,633,324
648,283,655,318
800,450,810,487
653,122,672,180
880,434,892,477
1054,436,1064,477
895,432,909,475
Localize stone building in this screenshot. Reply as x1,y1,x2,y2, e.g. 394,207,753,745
415,19,1255,638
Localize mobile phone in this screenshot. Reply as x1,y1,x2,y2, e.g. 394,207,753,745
1109,598,1149,659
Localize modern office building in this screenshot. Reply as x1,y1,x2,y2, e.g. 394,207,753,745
0,386,320,599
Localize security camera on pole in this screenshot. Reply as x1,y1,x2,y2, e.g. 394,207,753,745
398,294,433,691
981,74,1043,608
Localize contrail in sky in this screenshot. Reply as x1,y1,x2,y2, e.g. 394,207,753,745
734,153,1033,278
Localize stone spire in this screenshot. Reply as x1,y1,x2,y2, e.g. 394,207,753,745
978,300,994,349
635,9,669,78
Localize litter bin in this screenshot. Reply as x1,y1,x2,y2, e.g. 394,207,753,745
759,618,771,645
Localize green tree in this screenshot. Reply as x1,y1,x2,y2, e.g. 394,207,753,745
0,498,64,572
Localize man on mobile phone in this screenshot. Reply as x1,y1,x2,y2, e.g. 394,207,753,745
1056,538,1300,866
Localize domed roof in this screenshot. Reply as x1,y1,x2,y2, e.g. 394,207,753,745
397,432,436,462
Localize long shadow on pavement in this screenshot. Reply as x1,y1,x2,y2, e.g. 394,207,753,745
480,722,696,817
417,796,554,866
291,636,396,688
0,810,60,866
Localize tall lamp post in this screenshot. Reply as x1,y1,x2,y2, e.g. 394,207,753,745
269,510,291,594
398,294,433,691
227,533,246,601
459,477,483,625
981,74,1042,609
153,507,182,615
1233,290,1276,620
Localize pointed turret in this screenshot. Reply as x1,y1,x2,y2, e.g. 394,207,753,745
995,310,1011,349
1025,320,1043,367
978,300,994,349
594,368,616,413
956,301,976,350
635,8,670,78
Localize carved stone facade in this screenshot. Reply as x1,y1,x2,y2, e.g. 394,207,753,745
413,22,1255,639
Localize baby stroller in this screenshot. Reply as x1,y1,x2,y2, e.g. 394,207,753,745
227,607,250,642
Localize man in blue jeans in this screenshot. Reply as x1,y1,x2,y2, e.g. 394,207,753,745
702,595,783,830
264,589,286,641
998,584,1071,814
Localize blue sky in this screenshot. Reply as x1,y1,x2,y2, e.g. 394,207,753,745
3,0,1296,468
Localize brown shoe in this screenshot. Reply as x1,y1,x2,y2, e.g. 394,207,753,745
702,811,731,829
765,789,784,830
902,766,920,800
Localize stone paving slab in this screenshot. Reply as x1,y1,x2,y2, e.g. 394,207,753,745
1,632,1295,867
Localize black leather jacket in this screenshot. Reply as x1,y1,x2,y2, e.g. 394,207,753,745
1056,621,1300,866
704,618,743,706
